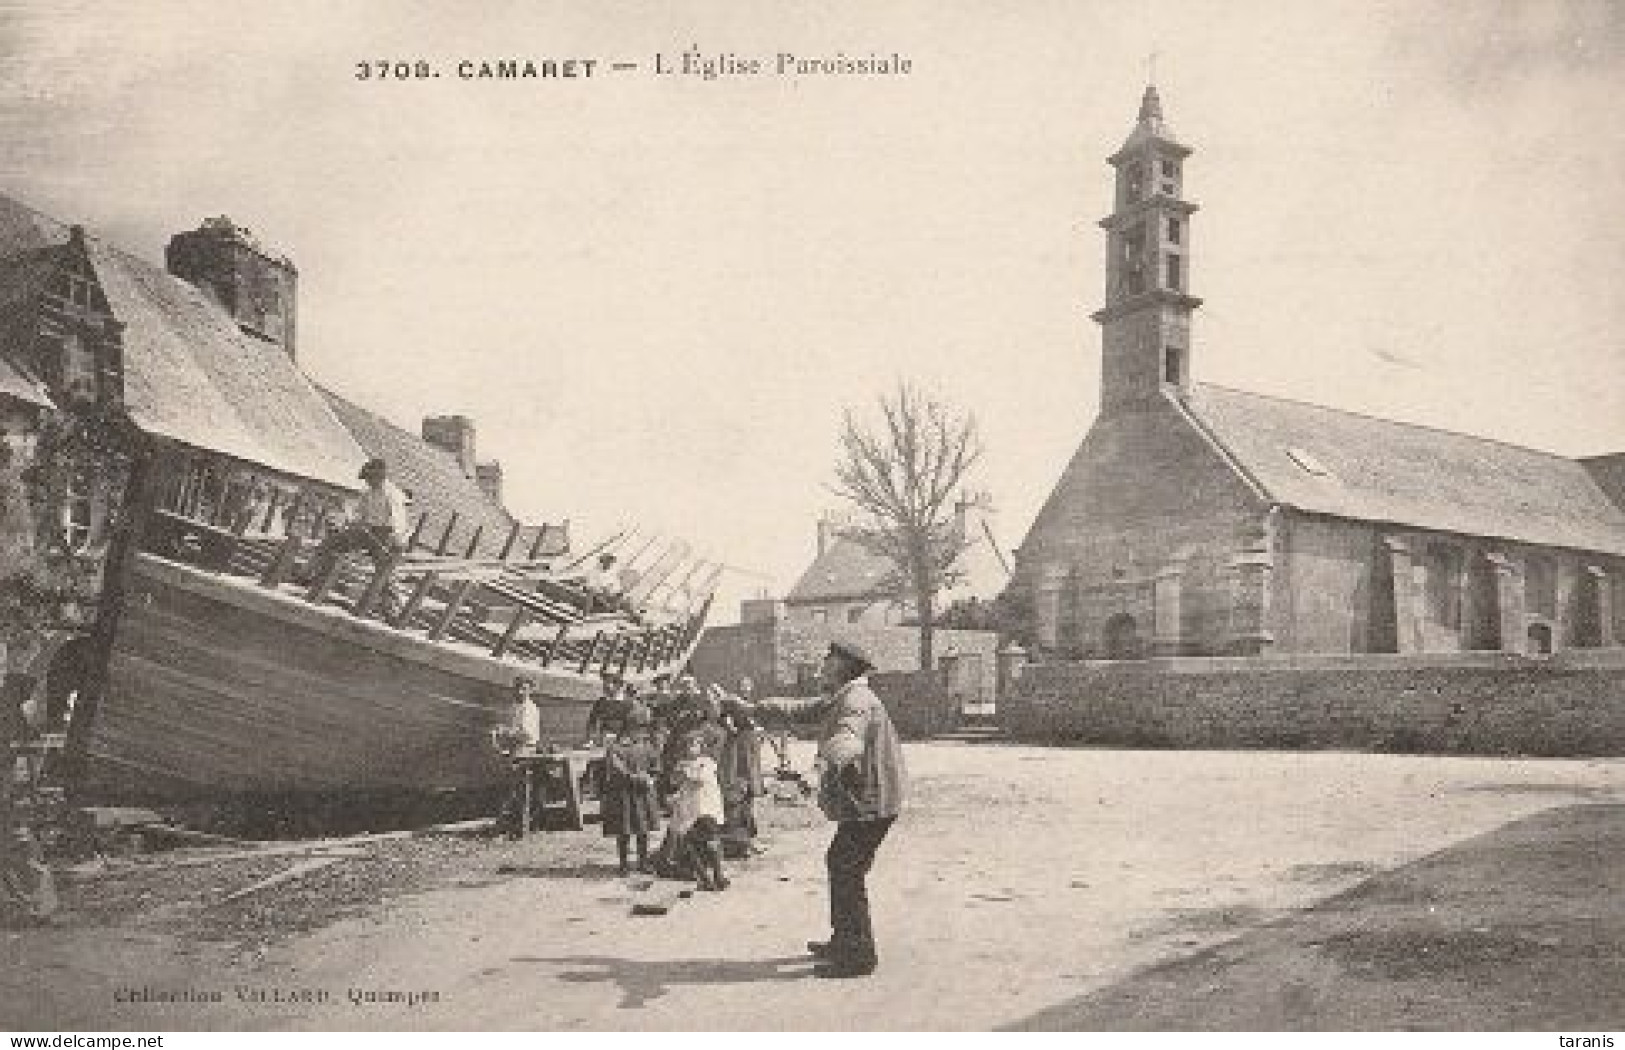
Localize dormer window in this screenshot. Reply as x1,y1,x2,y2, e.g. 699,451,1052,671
1165,254,1182,290
1285,447,1332,477
1167,217,1182,245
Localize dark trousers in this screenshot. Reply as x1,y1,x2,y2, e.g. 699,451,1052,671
826,816,895,965
307,524,399,580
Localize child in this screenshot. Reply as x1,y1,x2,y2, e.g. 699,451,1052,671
667,729,729,891
600,704,660,875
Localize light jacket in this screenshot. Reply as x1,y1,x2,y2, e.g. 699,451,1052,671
816,675,905,822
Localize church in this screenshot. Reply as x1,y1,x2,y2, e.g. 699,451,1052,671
1006,86,1625,662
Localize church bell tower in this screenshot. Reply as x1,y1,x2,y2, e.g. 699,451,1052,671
1091,84,1202,412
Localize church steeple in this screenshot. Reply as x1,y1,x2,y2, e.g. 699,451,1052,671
1091,84,1202,412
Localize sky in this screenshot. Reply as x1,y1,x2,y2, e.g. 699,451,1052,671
1,0,1622,621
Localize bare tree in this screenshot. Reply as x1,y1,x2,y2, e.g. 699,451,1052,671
830,382,983,671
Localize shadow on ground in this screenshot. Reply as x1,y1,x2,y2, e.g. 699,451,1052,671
1008,803,1625,1031
515,954,816,1009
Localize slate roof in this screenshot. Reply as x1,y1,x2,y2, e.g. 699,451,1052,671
785,534,894,604
1186,383,1625,557
319,386,566,561
785,508,1012,605
0,193,366,489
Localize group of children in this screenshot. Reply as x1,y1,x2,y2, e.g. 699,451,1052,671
591,673,767,892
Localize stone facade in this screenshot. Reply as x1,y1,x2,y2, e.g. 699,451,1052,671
1005,86,1625,663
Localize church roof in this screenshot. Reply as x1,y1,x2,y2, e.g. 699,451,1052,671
1186,383,1625,557
0,193,367,489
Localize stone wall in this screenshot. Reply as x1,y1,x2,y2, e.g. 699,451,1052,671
689,618,998,701
1000,649,1625,756
686,621,777,694
870,669,958,740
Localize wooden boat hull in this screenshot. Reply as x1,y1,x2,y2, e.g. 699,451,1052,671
77,554,605,802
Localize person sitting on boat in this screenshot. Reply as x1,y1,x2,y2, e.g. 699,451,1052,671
303,458,409,590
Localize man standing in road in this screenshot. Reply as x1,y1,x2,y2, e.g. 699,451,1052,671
807,640,905,979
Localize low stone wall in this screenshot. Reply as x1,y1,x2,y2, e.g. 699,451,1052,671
1000,649,1625,756
871,669,958,740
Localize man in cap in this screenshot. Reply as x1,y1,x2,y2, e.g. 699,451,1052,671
304,458,409,590
807,639,905,978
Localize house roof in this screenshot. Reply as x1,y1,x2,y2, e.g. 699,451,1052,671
319,386,566,560
1186,383,1625,557
0,193,366,489
785,506,1012,606
785,534,894,604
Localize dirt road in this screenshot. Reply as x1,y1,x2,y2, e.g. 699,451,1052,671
6,742,1623,1031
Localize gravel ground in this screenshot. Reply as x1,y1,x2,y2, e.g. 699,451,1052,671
52,782,826,952
7,741,1625,1031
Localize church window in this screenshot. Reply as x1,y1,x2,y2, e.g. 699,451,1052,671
1165,254,1182,290
1125,163,1145,201
1424,544,1463,629
1524,554,1557,619
1158,159,1178,195
1167,217,1181,245
812,608,828,624
1163,345,1184,385
847,607,863,624
1121,225,1147,296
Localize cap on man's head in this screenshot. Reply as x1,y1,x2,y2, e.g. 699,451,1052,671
828,639,876,673
359,457,387,480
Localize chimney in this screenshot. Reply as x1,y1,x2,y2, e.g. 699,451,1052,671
421,415,476,477
166,217,298,360
816,512,846,557
475,461,504,506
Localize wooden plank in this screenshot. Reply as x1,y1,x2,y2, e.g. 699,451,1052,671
353,553,400,620
304,552,345,606
220,855,348,904
435,512,461,556
429,579,478,641
392,570,438,629
541,623,570,668
404,511,429,552
526,525,549,562
578,630,606,675
260,534,302,589
492,606,532,659
463,524,485,560
498,521,522,561
483,579,581,624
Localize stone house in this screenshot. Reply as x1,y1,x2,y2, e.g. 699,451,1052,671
0,192,566,720
1005,86,1625,661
